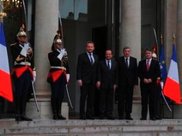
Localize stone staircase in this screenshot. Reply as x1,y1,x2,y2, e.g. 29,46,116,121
0,119,182,136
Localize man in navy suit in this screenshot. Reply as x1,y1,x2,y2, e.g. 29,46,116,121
117,47,138,120
138,49,161,120
96,49,118,119
77,41,98,119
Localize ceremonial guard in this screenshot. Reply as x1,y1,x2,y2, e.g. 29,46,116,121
47,34,70,120
10,26,33,121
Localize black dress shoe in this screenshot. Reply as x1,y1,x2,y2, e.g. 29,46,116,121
21,116,32,121
119,116,124,120
57,115,66,120
140,117,146,120
125,116,133,120
80,115,86,120
155,116,162,120
15,116,22,121
99,115,105,119
53,115,58,120
107,116,115,120
86,116,94,120
150,117,156,121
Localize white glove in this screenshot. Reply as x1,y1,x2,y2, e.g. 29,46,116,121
57,49,67,60
57,52,64,60
33,70,36,82
20,43,30,57
61,48,67,56
66,74,70,83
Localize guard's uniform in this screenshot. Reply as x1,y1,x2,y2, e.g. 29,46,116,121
47,48,69,120
10,42,33,121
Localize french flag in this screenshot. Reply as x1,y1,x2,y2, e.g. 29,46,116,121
163,44,181,104
0,22,13,102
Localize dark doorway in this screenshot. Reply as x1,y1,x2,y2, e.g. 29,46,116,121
141,0,163,58
92,26,107,60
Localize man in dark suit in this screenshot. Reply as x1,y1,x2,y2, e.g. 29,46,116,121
138,49,161,120
77,41,98,119
96,49,118,119
117,47,138,120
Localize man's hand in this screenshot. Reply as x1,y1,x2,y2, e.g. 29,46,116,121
77,80,83,87
113,84,117,92
27,47,33,55
66,74,70,83
148,78,152,83
33,69,36,82
15,55,25,62
96,81,101,89
156,77,160,84
144,78,149,84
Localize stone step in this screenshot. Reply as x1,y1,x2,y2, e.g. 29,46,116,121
1,119,182,136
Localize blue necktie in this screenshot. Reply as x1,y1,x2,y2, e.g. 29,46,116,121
107,60,111,69
89,53,93,64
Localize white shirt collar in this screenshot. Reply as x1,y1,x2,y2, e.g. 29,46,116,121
87,52,93,55
146,58,152,63
124,56,130,60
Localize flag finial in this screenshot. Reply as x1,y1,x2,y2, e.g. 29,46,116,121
172,33,176,44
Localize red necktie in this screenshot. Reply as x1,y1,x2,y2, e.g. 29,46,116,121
146,59,150,71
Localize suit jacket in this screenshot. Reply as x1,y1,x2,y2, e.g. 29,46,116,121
117,56,138,86
97,59,118,89
77,52,98,84
138,59,161,86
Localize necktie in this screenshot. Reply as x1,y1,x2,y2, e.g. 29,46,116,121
107,60,110,69
146,59,150,71
125,58,129,68
89,53,93,64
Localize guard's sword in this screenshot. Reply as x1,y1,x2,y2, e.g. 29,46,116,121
66,85,73,109
152,27,172,112
160,81,172,112
32,81,40,112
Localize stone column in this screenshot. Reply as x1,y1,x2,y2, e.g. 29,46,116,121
176,0,182,118
31,0,59,119
34,0,59,95
120,0,141,60
164,0,177,66
119,0,141,119
177,0,182,82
